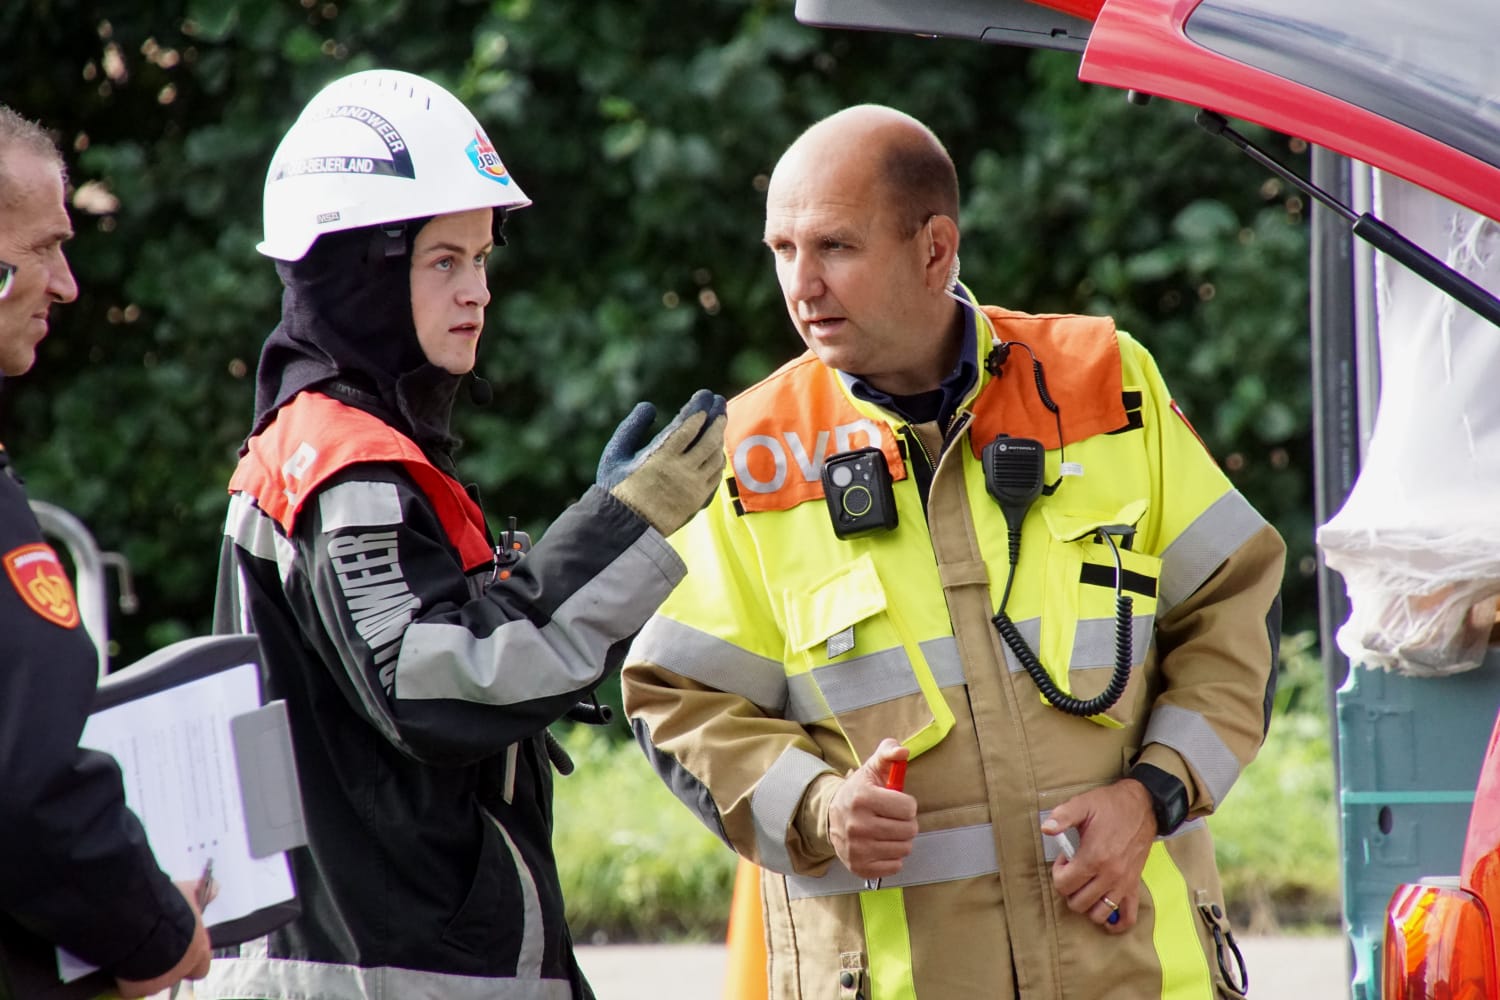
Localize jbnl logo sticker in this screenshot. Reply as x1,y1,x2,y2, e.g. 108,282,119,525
466,130,512,184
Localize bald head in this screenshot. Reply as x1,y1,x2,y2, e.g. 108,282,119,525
762,105,965,396
771,105,959,239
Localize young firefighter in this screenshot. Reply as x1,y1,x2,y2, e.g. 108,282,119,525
204,70,725,999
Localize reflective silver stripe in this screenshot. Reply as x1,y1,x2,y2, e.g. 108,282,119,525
1158,491,1265,613
752,747,836,875
395,532,684,704
786,671,828,723
224,492,296,583
1144,704,1241,804
923,636,965,687
491,813,545,977
630,616,788,714
1070,615,1155,670
196,954,572,1000
1164,816,1207,841
503,743,519,804
800,637,966,721
815,646,916,713
1000,617,1043,673
1038,811,1205,861
317,478,402,531
229,565,253,634
785,823,998,899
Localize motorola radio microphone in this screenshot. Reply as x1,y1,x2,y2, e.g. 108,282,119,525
982,435,1045,542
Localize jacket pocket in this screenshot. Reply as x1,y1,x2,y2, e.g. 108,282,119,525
442,809,519,964
783,553,951,763
1035,501,1159,727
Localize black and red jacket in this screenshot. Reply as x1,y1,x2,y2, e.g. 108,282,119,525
205,390,684,1000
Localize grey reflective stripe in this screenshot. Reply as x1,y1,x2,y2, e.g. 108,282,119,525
1000,617,1043,673
1144,704,1241,804
395,532,683,704
228,566,252,634
630,615,788,714
224,492,296,583
785,823,998,899
1158,490,1266,613
815,646,916,713
1038,811,1205,861
317,478,402,531
1070,614,1155,670
195,952,572,1000
786,671,828,723
752,747,836,875
798,636,966,721
1164,816,1207,841
923,636,965,687
491,813,545,977
503,743,519,804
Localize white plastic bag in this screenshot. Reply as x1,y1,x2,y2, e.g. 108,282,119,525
1317,171,1500,675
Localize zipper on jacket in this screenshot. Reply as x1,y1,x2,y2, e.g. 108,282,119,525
901,424,936,512
901,411,973,514
946,410,974,447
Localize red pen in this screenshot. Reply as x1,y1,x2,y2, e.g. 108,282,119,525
863,758,909,891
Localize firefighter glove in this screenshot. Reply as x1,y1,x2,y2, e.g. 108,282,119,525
597,388,727,536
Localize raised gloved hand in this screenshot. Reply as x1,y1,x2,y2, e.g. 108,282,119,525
597,388,728,536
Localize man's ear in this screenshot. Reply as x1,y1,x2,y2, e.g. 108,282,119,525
925,214,960,292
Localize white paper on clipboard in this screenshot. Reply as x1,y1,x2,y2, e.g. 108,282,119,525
56,662,296,982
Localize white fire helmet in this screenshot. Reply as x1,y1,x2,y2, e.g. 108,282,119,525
258,69,532,261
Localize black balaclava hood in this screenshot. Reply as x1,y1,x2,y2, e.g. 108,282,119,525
248,220,465,472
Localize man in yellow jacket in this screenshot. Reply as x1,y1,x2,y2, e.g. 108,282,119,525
622,104,1284,1000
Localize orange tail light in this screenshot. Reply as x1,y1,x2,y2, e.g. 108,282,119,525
1384,879,1498,1000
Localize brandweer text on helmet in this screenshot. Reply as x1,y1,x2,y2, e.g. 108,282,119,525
309,104,407,153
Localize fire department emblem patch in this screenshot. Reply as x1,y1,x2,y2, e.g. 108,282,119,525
4,542,80,628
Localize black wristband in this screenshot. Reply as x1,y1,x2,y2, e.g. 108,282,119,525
1129,762,1189,836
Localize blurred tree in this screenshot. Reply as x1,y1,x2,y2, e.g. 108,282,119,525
0,0,1311,709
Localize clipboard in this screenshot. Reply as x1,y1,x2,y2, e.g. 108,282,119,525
91,633,307,943
0,634,307,1000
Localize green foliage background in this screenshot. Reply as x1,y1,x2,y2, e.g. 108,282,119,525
0,0,1313,680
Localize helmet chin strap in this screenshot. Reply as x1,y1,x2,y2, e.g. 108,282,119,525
377,224,409,260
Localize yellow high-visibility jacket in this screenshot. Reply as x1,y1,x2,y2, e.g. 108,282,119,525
624,302,1285,1000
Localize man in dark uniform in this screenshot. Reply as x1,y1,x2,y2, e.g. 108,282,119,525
0,103,213,999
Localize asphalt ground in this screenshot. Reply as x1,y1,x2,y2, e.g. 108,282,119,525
576,935,1352,999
